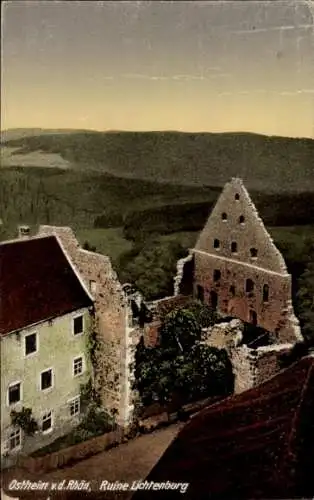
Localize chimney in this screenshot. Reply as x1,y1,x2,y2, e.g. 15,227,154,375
18,225,31,239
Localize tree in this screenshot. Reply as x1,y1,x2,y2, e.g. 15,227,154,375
133,308,234,409
116,238,186,300
160,308,201,352
181,299,218,328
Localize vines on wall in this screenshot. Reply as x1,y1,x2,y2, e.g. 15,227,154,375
10,407,38,436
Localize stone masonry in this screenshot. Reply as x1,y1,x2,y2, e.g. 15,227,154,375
175,178,302,345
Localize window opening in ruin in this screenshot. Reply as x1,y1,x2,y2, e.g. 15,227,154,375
197,285,204,302
239,215,245,224
250,248,258,258
221,212,227,221
263,284,269,302
235,193,240,200
214,238,220,249
246,279,254,293
210,291,218,311
231,241,238,253
249,309,257,325
230,285,236,296
213,269,221,282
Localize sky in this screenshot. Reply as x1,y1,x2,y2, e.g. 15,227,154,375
2,0,314,138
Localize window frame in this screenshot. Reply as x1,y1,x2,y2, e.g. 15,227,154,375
263,284,270,302
8,427,22,451
249,309,258,326
41,410,53,434
89,280,97,294
73,355,85,377
72,313,84,337
7,381,22,407
213,269,221,282
68,395,81,417
231,241,238,254
250,247,258,259
24,331,38,357
245,278,255,294
40,368,54,392
213,238,220,250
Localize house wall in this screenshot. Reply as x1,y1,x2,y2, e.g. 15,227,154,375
1,308,91,461
37,226,134,428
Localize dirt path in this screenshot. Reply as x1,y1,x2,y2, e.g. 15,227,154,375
2,423,183,500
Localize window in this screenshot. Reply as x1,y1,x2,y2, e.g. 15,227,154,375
9,428,21,450
42,411,52,433
213,269,221,282
73,315,83,335
246,279,254,293
90,280,97,294
41,369,53,391
196,285,204,302
69,396,80,416
73,356,83,376
221,212,227,221
8,383,21,405
239,215,245,224
210,291,218,311
231,241,238,253
263,284,269,302
249,310,257,326
250,248,258,258
235,193,240,200
25,332,37,356
230,285,236,296
213,238,220,249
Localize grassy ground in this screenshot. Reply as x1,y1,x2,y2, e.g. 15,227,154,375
76,225,313,263
76,228,133,262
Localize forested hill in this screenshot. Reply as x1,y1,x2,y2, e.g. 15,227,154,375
2,130,313,192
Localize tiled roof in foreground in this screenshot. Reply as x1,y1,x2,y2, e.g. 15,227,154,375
133,355,314,499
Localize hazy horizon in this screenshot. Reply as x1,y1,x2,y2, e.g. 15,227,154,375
2,1,314,139
2,127,313,141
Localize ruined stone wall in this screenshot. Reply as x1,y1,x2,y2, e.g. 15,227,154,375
193,250,301,343
232,343,293,394
150,295,192,319
174,253,194,296
202,319,243,353
189,178,302,344
37,226,134,427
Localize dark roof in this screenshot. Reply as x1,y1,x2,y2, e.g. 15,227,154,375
133,355,314,500
0,236,93,335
